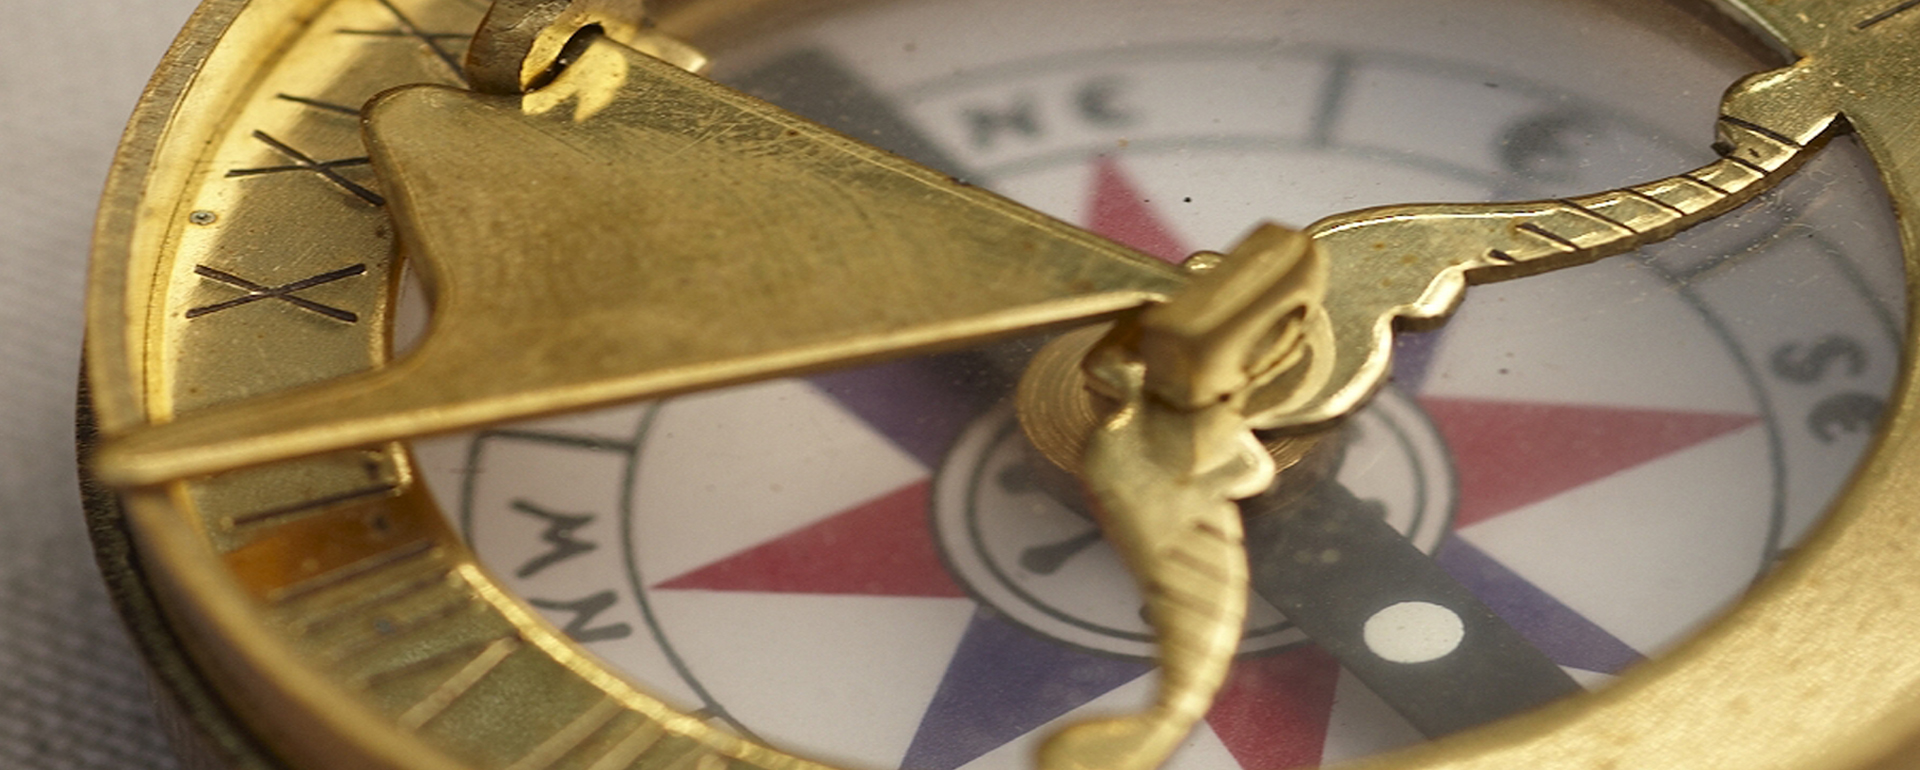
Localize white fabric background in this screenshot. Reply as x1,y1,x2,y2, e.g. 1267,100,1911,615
2,0,202,766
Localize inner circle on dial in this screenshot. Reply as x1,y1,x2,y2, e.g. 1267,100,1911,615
930,389,1451,659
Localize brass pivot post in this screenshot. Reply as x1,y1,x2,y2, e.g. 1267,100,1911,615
1032,224,1333,770
466,0,707,93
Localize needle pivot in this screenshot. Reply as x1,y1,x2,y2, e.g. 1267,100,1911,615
466,0,707,93
1035,223,1336,770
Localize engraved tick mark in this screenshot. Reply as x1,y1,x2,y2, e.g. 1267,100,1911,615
1517,222,1579,251
1560,199,1637,236
1859,0,1920,29
272,540,436,605
1717,115,1804,150
335,28,468,41
187,263,368,322
397,636,520,731
297,567,451,638
230,482,400,528
228,131,385,206
1681,172,1733,197
276,93,360,116
505,698,624,770
1623,188,1688,218
338,0,469,83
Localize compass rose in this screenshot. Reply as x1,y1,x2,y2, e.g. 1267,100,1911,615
598,159,1761,769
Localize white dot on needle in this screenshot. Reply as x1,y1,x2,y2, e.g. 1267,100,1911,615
1363,601,1466,664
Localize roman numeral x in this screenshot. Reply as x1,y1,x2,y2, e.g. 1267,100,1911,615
186,263,368,322
228,131,386,206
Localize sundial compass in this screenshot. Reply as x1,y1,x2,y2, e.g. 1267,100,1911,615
78,1,1920,769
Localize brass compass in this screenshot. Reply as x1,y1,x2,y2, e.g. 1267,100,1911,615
81,1,1920,769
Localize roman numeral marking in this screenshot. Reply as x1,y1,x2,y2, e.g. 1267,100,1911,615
582,724,726,770
312,565,506,680
659,747,729,770
295,565,452,638
349,628,500,688
338,0,469,83
503,698,624,770
584,720,671,770
228,131,385,205
1859,0,1920,28
230,481,398,528
271,540,437,605
276,93,360,116
329,592,476,663
397,636,521,731
186,263,367,322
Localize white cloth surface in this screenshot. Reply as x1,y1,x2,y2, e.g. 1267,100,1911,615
2,0,203,767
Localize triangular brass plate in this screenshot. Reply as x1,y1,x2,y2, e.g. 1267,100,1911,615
99,35,1184,486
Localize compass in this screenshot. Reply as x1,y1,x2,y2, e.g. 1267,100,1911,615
76,1,1920,770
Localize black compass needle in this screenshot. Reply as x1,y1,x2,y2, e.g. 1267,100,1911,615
1243,477,1582,738
995,450,1110,575
1021,529,1105,575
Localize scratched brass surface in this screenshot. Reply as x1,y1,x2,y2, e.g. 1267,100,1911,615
81,2,1920,770
90,31,1186,487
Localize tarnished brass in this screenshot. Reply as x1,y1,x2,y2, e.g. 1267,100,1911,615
78,1,1920,770
1013,325,1332,480
1125,225,1332,416
1240,107,1826,431
1037,224,1327,770
465,0,709,92
92,3,1853,488
92,32,1185,487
